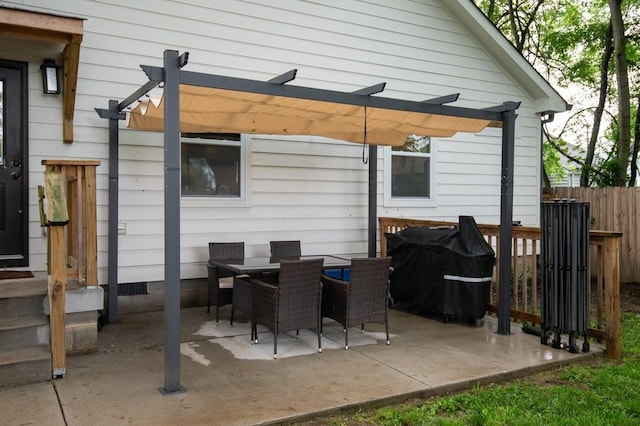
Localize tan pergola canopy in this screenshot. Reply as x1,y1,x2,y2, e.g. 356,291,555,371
126,84,492,146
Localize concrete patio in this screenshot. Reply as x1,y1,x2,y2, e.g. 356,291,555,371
1,306,602,425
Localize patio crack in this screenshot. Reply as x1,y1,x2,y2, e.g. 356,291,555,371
357,351,432,387
52,381,69,425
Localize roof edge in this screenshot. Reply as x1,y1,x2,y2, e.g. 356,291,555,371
439,0,570,114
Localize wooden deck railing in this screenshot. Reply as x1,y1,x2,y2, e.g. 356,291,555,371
379,217,622,358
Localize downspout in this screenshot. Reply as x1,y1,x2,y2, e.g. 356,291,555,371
540,112,555,206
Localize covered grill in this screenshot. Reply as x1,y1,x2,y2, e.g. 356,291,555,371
386,216,495,322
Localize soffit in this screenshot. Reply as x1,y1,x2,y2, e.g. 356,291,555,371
0,6,84,143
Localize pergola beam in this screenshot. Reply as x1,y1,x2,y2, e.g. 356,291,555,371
136,64,507,122
119,80,162,112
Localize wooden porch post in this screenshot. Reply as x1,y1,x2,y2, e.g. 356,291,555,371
48,225,67,377
604,234,621,359
44,170,70,378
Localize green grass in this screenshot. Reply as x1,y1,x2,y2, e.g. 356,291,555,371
314,313,640,426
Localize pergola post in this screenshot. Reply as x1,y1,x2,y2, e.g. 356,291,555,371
368,144,377,257
497,108,516,335
160,49,185,395
107,99,119,324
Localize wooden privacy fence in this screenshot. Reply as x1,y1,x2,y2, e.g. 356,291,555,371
552,187,640,283
379,216,622,358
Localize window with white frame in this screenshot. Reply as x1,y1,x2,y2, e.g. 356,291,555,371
389,134,432,199
181,133,243,197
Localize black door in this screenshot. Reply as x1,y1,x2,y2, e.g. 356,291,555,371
0,60,28,267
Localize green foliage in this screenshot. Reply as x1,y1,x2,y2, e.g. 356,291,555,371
474,0,640,187
543,139,567,181
332,313,640,425
592,157,626,186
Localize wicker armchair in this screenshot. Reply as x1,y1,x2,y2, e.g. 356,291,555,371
321,256,392,349
269,240,302,258
207,242,244,322
246,258,324,359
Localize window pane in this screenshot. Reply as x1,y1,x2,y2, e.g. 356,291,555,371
391,155,430,198
392,134,430,153
181,143,241,197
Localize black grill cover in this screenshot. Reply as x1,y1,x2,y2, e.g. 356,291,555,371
386,216,495,321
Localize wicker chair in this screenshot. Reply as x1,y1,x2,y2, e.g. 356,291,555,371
269,240,301,258
321,256,392,349
244,258,324,359
207,242,244,323
230,275,254,336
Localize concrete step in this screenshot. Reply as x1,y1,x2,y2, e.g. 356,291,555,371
0,275,48,320
0,316,50,350
0,346,51,388
0,294,47,319
0,275,48,299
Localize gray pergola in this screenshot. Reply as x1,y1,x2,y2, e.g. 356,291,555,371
97,49,519,394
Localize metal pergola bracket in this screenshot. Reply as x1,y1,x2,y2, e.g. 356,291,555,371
422,93,459,105
352,82,386,96
178,52,189,68
94,108,125,120
483,101,522,112
141,64,164,82
268,69,297,84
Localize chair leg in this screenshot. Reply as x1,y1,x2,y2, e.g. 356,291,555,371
385,315,390,345
345,328,349,350
230,307,235,326
215,304,220,324
317,316,322,353
273,334,278,359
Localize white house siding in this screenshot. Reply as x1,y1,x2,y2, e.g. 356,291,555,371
0,0,554,284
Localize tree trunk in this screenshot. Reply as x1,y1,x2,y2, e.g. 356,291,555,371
581,23,613,187
630,96,640,186
608,0,632,186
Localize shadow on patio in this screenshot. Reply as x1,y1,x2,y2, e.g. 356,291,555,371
3,306,602,426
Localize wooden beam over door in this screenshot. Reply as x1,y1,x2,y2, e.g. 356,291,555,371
0,7,84,143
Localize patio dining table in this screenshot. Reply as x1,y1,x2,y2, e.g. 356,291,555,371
209,254,353,276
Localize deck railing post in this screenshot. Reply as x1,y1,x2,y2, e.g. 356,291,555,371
604,234,621,358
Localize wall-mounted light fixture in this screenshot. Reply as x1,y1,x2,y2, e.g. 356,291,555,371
41,59,61,95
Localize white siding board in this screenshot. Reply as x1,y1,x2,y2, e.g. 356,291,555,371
251,167,366,183
250,192,368,206
2,0,556,282
251,153,364,170
251,180,365,194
